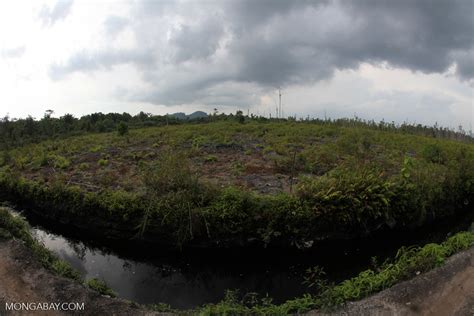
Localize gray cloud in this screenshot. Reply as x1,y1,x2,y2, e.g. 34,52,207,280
103,15,129,38
49,50,154,80
170,17,224,63
48,0,474,105
1,46,26,59
452,49,474,81
39,0,74,27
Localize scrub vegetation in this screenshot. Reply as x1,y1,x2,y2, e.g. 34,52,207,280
86,278,117,297
0,113,473,248
153,230,474,314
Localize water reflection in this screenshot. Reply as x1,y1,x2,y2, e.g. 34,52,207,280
31,228,307,309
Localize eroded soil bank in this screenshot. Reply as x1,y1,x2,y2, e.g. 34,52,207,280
310,246,474,316
0,239,163,316
0,237,473,315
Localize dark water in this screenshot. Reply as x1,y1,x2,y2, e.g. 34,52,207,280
10,207,474,309
31,228,310,308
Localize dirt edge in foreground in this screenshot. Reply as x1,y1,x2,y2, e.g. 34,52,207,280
0,239,166,316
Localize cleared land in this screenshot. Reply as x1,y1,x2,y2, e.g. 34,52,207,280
0,120,472,248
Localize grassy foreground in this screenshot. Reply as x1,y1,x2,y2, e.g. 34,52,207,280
1,206,472,315
0,119,473,248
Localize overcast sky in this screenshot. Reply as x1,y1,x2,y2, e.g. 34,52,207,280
0,0,472,129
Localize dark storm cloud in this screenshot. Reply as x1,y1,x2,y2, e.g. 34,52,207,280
170,17,224,63
341,0,474,74
452,49,474,81
49,0,474,105
39,0,74,27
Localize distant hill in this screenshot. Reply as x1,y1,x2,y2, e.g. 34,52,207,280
168,111,208,120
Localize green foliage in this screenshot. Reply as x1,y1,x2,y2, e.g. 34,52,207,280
78,162,90,171
138,151,215,245
317,231,474,309
421,143,445,163
143,151,199,196
192,135,208,151
235,110,245,124
51,155,71,169
303,266,328,291
148,303,175,313
117,122,129,136
204,154,218,162
197,290,316,315
89,145,103,153
296,168,395,231
0,150,11,166
30,151,49,170
98,158,108,167
231,161,245,175
86,278,117,297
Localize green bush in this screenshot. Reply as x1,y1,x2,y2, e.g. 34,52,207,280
318,231,474,309
51,155,71,169
86,278,116,297
98,158,108,167
78,162,89,171
0,151,11,166
117,122,129,136
421,143,445,163
204,154,218,162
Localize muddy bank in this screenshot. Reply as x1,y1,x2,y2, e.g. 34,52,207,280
0,239,164,316
309,246,474,316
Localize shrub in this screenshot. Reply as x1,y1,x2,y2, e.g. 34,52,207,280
117,122,129,136
204,154,218,162
0,151,11,167
51,155,71,169
78,162,89,171
421,143,445,163
98,159,108,167
143,151,199,196
86,278,116,297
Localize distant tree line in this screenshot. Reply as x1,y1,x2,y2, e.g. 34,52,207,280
0,111,193,149
0,109,472,150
